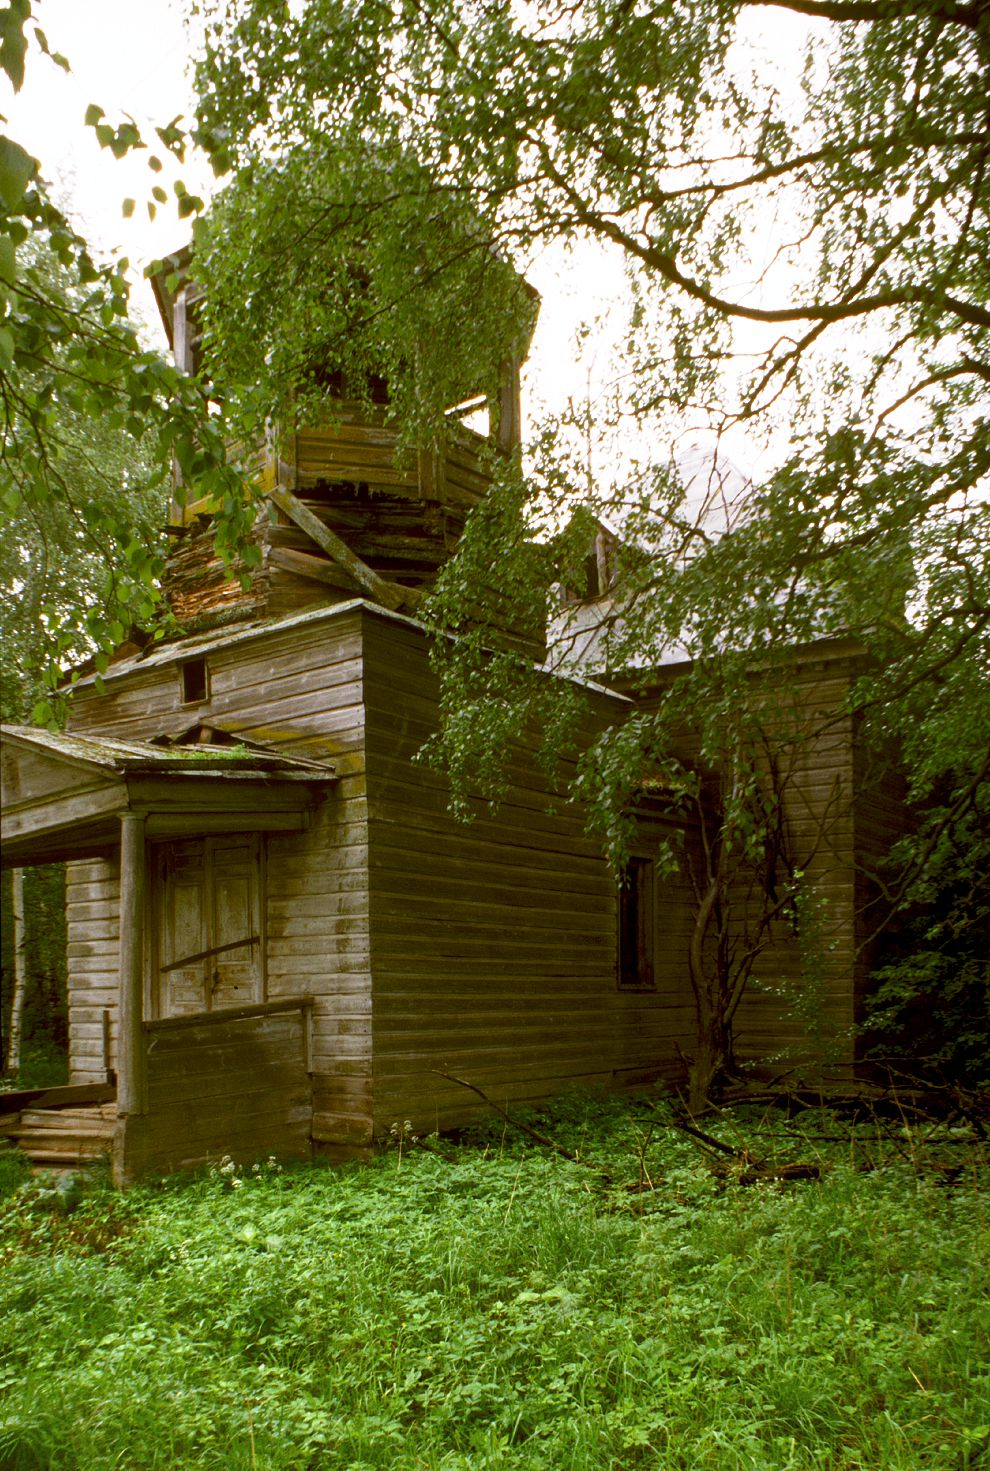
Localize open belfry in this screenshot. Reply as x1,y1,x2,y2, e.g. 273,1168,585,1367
150,248,537,631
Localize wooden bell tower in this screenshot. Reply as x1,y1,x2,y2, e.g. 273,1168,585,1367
150,249,538,633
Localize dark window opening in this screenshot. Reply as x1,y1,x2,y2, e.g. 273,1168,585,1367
174,283,207,380
561,527,619,604
314,365,390,404
180,657,209,706
618,855,656,989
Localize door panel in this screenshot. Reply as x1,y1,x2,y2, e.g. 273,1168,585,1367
210,839,262,1009
154,835,264,1018
157,842,209,1016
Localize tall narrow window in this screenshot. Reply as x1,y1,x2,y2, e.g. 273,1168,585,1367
618,855,656,989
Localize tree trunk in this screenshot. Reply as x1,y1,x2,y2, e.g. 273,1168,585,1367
4,868,27,1078
686,864,735,1114
687,1004,733,1116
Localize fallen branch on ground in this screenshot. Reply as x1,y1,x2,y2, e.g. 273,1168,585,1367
674,1116,822,1185
433,1070,612,1180
714,1072,989,1133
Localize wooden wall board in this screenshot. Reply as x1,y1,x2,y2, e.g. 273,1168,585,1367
118,1003,313,1181
630,656,869,1074
66,858,119,1084
358,608,696,1139
1,741,107,808
69,612,366,738
65,604,374,1152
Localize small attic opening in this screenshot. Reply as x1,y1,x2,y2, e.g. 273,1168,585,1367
180,656,209,706
562,524,619,604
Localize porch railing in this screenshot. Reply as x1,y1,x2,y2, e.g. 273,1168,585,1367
116,997,314,1183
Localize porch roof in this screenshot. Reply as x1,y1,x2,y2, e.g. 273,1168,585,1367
0,724,337,867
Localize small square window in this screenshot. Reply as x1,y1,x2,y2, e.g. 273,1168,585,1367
180,656,209,705
618,855,655,990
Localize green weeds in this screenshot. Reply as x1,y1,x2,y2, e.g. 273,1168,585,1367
0,1146,31,1200
0,1095,986,1470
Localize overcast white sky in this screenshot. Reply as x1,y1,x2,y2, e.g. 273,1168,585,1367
4,1,637,400
6,0,210,339
5,0,802,478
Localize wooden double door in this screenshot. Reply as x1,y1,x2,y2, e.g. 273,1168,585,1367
152,835,265,1018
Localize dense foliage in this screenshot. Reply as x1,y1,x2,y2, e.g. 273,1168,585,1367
0,1095,987,1470
0,864,67,1087
865,788,990,1087
0,2,253,720
187,0,988,1091
0,233,167,725
192,151,536,450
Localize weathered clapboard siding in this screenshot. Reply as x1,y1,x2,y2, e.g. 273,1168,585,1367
742,662,861,1065
163,404,493,623
360,609,696,1140
118,1001,312,1181
444,430,491,501
65,859,119,1084
70,620,366,767
291,413,489,502
851,723,911,1034
1,742,100,809
629,648,868,1074
64,604,375,1152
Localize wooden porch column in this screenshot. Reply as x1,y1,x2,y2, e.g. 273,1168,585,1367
117,812,147,1116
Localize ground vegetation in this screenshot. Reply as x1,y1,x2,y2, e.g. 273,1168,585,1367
0,1093,987,1470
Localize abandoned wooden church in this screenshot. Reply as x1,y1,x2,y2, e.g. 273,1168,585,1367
0,255,906,1181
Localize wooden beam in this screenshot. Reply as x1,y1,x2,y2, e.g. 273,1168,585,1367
103,1007,114,1085
143,811,312,838
2,781,128,848
0,1082,116,1116
117,812,147,1118
417,445,447,504
496,357,522,455
267,483,406,611
143,996,315,1035
276,415,298,493
269,546,363,595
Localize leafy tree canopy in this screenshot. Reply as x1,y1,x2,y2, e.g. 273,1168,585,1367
189,0,988,1085
190,1,988,795
0,0,253,722
0,232,167,723
192,146,537,447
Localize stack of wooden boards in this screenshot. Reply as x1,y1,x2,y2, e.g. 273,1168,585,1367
0,1084,116,1169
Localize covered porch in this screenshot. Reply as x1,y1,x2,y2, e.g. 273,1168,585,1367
1,724,335,1183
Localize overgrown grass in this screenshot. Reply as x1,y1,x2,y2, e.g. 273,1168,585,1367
0,1094,987,1470
0,1037,70,1092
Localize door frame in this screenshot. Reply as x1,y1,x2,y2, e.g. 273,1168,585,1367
147,832,268,1020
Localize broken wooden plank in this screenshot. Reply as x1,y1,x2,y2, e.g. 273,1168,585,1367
159,935,261,975
269,546,364,594
267,483,407,611
143,995,315,1034
0,1082,116,1116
